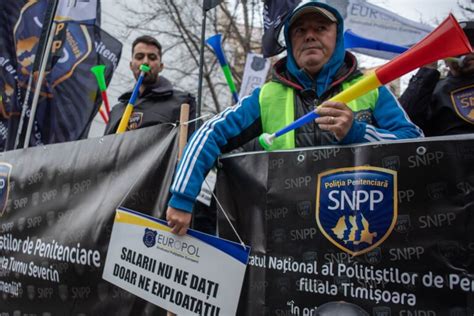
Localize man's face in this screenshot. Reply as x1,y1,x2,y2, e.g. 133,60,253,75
130,42,163,85
447,53,474,77
290,13,337,76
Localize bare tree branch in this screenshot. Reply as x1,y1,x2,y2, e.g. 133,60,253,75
119,0,264,114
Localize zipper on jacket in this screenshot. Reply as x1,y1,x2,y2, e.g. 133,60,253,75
313,97,321,145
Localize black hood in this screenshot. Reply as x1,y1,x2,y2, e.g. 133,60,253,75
271,51,362,93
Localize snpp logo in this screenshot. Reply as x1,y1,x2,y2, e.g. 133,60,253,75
316,166,397,256
0,163,12,218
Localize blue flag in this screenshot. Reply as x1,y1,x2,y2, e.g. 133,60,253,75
0,1,23,150
0,0,122,150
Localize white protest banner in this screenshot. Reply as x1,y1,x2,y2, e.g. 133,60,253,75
239,53,270,99
103,207,250,315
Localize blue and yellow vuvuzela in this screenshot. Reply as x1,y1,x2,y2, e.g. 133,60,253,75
116,64,151,134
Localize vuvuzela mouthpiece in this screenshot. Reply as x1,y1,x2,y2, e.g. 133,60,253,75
140,64,151,72
259,133,275,151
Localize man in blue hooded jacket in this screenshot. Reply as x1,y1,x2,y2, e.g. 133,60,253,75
166,1,423,235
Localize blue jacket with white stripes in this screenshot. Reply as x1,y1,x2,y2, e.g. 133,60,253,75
168,52,423,213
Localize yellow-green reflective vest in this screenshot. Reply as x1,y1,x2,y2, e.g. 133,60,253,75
259,76,379,150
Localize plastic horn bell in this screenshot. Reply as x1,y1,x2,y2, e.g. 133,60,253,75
259,14,473,151
206,34,239,103
116,64,151,133
91,65,111,115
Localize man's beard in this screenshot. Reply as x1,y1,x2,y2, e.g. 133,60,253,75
142,72,158,85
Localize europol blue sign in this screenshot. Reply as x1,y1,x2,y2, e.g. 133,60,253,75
316,166,397,256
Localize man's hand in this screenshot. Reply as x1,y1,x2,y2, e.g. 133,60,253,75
166,206,192,236
315,101,354,141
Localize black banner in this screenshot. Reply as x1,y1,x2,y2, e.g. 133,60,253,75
204,0,223,11
217,135,474,315
0,124,177,315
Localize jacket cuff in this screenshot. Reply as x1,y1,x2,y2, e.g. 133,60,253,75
168,194,194,213
340,121,365,145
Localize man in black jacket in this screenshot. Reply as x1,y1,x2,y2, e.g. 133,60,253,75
104,35,195,134
399,21,474,136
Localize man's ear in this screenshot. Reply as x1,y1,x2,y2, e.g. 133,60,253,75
129,61,133,71
159,63,164,73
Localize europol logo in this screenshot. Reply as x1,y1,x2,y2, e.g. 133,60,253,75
0,163,12,218
142,228,157,248
316,166,397,256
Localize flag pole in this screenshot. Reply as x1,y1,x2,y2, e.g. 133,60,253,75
195,2,207,130
13,75,33,149
195,0,222,129
23,22,58,148
22,0,60,149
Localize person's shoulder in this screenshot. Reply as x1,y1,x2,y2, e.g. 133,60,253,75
111,99,127,112
156,76,193,97
172,88,196,102
117,90,132,104
415,67,441,82
172,87,193,96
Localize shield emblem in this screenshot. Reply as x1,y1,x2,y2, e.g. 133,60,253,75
0,163,12,218
437,240,461,260
365,247,382,264
394,214,411,234
296,200,311,218
15,1,93,93
427,182,447,200
251,55,266,71
316,166,397,256
382,155,400,171
301,251,317,262
128,112,144,130
143,228,157,248
450,84,474,124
